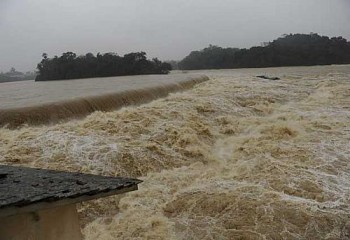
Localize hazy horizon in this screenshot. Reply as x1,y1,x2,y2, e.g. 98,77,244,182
1,0,350,72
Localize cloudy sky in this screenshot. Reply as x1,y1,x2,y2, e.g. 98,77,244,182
1,0,349,72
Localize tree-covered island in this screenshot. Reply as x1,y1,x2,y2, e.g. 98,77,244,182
35,52,172,81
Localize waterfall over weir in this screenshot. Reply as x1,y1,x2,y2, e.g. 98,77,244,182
0,74,209,128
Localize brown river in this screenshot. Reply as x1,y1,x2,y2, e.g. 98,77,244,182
1,65,350,239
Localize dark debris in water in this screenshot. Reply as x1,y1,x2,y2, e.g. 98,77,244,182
256,75,280,80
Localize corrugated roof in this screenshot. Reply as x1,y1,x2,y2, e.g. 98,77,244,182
0,165,141,217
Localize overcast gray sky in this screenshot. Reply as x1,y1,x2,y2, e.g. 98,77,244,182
1,0,349,72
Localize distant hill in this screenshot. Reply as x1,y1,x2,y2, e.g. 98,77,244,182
35,52,172,81
179,33,350,70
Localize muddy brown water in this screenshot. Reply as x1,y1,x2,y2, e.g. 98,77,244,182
0,73,208,128
1,65,350,239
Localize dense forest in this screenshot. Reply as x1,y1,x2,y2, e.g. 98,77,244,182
35,52,172,81
179,33,350,70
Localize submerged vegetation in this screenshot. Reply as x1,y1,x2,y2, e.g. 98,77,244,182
35,52,172,81
179,33,350,70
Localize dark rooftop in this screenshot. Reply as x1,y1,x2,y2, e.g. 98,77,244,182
0,165,142,217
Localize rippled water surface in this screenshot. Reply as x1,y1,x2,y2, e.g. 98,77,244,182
0,73,202,109
1,65,350,239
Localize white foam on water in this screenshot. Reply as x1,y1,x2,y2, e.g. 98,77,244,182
1,65,350,239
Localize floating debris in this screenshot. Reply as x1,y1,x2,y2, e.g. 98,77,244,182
256,75,280,80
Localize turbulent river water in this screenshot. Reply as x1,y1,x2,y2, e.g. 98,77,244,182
1,65,350,239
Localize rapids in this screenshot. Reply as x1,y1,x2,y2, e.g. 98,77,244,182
1,65,350,239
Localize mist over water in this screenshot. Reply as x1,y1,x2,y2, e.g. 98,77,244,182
1,65,350,239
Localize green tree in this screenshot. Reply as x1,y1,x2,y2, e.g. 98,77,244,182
36,51,172,81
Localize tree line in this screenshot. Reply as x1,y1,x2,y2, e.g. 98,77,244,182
0,68,36,83
35,52,172,81
178,33,350,70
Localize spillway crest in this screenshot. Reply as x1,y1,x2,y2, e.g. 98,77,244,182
0,75,208,128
